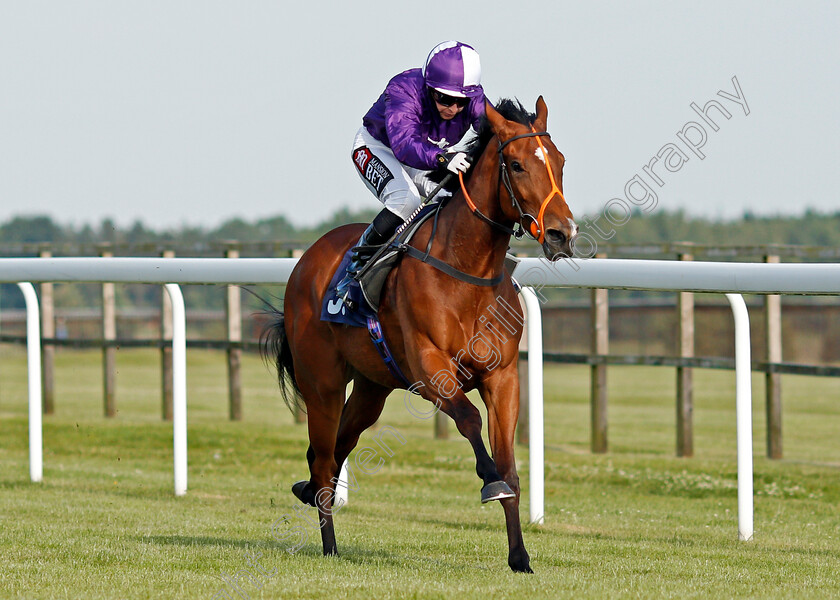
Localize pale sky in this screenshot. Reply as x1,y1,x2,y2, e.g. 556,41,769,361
1,1,838,230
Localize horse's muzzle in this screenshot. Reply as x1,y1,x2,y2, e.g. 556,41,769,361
542,223,578,261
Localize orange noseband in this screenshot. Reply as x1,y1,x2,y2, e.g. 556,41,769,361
527,128,566,243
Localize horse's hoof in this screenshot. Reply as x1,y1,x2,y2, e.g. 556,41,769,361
511,563,534,574
509,552,533,573
480,480,515,503
291,480,316,506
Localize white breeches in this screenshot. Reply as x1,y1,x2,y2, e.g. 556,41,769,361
351,127,449,220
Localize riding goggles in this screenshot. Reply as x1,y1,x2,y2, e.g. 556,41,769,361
431,89,469,108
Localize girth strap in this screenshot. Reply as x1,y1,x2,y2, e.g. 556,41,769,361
401,244,505,287
366,317,412,388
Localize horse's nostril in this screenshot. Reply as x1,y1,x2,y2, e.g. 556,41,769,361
546,229,566,246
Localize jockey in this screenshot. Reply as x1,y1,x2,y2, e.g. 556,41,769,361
336,40,487,301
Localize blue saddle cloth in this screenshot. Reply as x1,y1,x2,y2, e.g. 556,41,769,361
319,246,413,388
320,248,377,328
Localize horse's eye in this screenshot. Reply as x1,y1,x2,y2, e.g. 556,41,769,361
511,161,524,173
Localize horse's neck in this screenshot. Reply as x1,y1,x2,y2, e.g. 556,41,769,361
435,152,512,278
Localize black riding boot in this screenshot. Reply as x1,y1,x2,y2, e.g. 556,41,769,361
335,208,404,303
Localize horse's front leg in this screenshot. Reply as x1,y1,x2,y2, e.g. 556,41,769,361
480,366,532,573
411,350,512,501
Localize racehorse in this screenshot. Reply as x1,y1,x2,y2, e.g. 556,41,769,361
262,97,577,573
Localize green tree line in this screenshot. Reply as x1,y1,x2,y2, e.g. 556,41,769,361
1,208,839,314
3,208,840,250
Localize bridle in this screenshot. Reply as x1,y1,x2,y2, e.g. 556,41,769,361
397,125,568,288
460,127,567,244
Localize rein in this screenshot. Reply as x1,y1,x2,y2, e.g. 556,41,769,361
401,244,505,287
399,199,505,287
460,128,566,244
389,127,567,288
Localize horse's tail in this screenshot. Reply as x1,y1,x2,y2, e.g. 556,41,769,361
259,303,305,415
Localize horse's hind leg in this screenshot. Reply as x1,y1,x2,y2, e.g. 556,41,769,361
291,361,346,556
294,376,390,556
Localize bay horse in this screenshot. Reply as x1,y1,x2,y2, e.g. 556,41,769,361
262,97,577,573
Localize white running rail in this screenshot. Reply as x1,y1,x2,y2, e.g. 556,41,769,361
3,256,840,540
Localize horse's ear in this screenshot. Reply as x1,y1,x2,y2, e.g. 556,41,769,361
534,96,548,130
486,101,515,139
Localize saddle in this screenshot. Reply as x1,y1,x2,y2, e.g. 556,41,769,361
357,205,442,311
320,204,441,328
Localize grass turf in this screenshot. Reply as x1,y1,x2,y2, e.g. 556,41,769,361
0,347,839,598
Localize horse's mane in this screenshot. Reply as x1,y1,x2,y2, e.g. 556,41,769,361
432,97,536,192
472,97,536,159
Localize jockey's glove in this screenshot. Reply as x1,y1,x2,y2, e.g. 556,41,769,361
436,151,471,174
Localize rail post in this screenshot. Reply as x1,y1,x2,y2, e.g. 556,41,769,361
676,252,695,457
520,287,544,524
18,283,43,483
165,284,188,496
98,244,117,417
764,254,783,459
434,410,449,439
38,245,55,415
225,243,243,421
160,249,175,421
590,253,609,454
726,293,754,542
